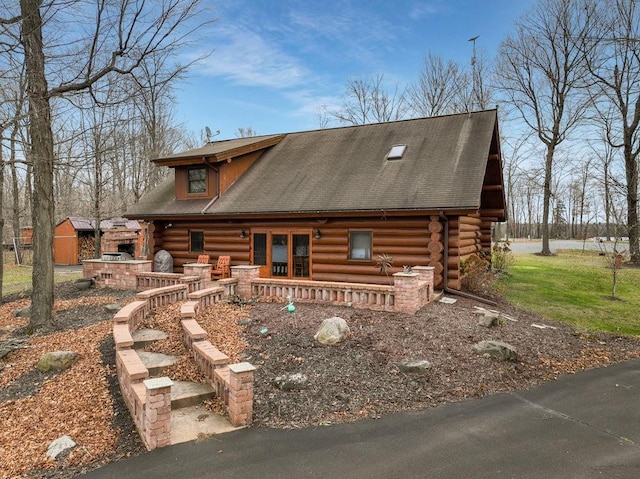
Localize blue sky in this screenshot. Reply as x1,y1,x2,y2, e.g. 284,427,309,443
176,0,536,140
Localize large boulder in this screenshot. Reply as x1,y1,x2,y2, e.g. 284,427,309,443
473,340,517,362
154,249,173,273
37,351,79,372
314,317,351,345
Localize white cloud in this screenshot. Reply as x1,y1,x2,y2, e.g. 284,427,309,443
194,25,310,89
408,2,443,21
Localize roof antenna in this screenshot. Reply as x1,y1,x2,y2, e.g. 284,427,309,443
468,35,480,114
205,126,220,143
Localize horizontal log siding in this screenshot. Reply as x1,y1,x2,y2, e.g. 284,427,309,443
447,215,483,290
153,217,434,285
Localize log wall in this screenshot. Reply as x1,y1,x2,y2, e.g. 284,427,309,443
149,214,495,290
152,217,433,286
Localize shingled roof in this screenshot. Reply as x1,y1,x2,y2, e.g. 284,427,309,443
128,109,502,218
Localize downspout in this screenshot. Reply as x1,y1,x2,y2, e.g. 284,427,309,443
438,211,496,306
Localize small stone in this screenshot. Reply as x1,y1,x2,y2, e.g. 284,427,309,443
473,340,517,362
398,360,432,374
46,435,76,460
104,304,122,313
37,351,79,372
236,318,252,326
274,373,308,391
13,306,31,318
478,312,500,328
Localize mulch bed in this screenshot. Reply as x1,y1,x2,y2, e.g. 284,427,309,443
2,283,640,478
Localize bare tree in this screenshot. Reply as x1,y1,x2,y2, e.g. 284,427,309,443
1,0,206,331
496,0,597,255
584,0,640,263
406,52,464,117
236,127,257,138
332,74,408,125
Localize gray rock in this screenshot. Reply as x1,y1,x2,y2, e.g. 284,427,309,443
13,305,31,318
154,249,173,273
46,435,76,460
274,373,308,391
314,317,351,345
398,360,432,374
104,304,122,313
473,340,517,362
37,351,79,372
478,311,500,328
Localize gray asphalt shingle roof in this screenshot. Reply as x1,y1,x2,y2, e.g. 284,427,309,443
128,110,499,217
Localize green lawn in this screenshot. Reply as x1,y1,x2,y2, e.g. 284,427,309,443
2,262,83,297
501,250,640,336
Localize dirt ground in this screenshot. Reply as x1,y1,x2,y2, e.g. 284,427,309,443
2,283,640,478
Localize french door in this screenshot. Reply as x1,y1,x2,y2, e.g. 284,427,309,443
252,230,310,279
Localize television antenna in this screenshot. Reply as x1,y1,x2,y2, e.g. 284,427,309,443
205,126,220,143
468,35,479,66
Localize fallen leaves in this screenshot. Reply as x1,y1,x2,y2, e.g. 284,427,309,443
0,296,124,478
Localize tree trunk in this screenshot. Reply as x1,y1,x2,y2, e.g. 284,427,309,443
21,0,55,331
624,143,639,263
0,133,5,302
10,128,22,264
541,145,554,255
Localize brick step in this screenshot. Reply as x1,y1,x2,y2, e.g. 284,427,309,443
170,404,238,445
170,380,215,409
137,351,178,377
132,328,168,349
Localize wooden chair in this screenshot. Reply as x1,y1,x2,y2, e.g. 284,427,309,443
293,256,305,277
211,255,231,280
197,254,210,264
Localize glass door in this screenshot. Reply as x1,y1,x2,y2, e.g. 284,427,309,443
252,230,312,279
271,233,289,277
292,234,310,278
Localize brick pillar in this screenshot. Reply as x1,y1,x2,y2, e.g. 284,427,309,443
143,377,173,450
183,263,212,288
227,362,256,426
393,272,420,314
412,266,435,302
231,266,261,299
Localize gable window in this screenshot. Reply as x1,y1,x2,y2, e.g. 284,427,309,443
188,167,207,194
190,230,204,252
349,231,372,260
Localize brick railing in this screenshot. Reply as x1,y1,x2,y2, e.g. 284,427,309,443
136,272,202,292
112,284,256,450
252,279,396,311
231,265,435,314
179,291,255,427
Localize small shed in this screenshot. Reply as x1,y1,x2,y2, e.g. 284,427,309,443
53,217,144,265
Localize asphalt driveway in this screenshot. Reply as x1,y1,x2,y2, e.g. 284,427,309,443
83,359,640,479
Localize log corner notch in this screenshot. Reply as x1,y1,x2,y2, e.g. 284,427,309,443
430,214,489,291
427,216,444,288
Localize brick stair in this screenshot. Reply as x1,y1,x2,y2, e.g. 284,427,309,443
130,327,236,444
132,328,168,349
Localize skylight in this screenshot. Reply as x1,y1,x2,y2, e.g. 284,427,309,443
386,144,407,160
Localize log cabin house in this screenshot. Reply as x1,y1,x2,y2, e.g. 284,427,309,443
127,109,507,290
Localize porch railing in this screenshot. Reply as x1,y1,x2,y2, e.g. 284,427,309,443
250,278,395,311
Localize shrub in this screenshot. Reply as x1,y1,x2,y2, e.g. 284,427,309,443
491,241,515,273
